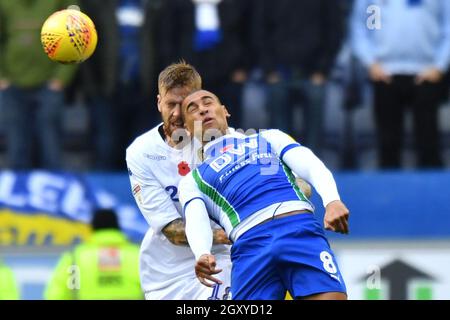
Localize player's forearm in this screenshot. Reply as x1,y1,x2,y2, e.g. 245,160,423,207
162,218,189,245
162,218,230,246
213,229,232,245
185,199,213,260
283,146,340,207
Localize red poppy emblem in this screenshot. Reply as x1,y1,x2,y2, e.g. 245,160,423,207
178,161,191,176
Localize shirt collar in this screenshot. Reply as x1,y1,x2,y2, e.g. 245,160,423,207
202,128,246,160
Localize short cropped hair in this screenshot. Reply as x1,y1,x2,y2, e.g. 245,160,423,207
91,208,120,231
158,60,202,94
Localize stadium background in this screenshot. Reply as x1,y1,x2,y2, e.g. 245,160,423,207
1,0,450,300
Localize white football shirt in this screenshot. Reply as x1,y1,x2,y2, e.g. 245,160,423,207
126,124,231,299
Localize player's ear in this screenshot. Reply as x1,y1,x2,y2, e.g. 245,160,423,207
157,94,162,113
224,105,231,118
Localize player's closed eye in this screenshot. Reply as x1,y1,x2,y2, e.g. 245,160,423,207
187,104,198,113
203,99,213,106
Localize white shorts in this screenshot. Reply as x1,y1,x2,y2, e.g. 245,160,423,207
144,254,232,300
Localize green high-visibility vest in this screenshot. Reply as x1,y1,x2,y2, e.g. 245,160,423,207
0,263,19,300
45,229,143,300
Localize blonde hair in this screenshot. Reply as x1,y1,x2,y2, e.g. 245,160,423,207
158,60,202,94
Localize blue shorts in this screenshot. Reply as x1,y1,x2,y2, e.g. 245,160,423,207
230,213,347,300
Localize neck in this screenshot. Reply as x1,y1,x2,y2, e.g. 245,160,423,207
201,128,228,146
202,129,228,145
161,125,185,149
166,136,176,147
166,134,188,149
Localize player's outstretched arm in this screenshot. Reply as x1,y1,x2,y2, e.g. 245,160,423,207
262,129,350,233
162,219,231,246
284,147,351,234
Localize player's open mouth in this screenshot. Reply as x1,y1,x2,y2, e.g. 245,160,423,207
171,121,183,128
203,117,214,126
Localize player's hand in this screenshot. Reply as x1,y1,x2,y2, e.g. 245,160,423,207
324,200,350,234
195,254,223,287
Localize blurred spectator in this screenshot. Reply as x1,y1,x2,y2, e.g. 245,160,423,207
254,0,346,156
0,260,19,299
158,0,254,129
71,0,161,170
44,208,142,299
351,0,450,168
0,0,78,170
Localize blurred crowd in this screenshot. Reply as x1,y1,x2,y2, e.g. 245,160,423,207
0,208,142,300
1,0,450,171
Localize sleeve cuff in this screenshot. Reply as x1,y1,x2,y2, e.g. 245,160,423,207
182,197,206,218
280,143,301,160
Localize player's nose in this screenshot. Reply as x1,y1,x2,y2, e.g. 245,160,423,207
199,103,209,115
172,104,181,116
